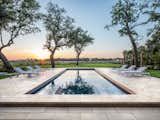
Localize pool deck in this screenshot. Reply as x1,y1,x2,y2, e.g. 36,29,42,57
0,68,160,107
0,68,160,119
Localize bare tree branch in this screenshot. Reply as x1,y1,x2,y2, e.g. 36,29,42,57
131,19,150,29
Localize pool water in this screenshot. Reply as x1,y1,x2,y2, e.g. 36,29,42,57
36,70,127,95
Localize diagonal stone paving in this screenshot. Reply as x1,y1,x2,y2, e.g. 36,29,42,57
0,107,160,120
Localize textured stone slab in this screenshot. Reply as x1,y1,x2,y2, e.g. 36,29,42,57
0,107,160,120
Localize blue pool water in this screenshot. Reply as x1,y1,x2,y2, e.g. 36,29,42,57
36,70,127,95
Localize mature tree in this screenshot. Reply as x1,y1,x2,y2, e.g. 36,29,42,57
123,50,128,64
123,50,135,65
124,27,160,68
138,46,146,66
105,0,150,67
69,27,94,66
0,0,40,72
138,0,160,67
145,0,160,36
43,2,74,68
146,28,160,68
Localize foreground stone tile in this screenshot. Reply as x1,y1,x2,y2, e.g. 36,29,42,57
132,111,160,120
44,107,69,113
0,107,45,113
81,113,108,120
27,113,81,120
106,112,136,120
0,107,160,120
68,107,93,113
92,107,117,113
0,113,29,120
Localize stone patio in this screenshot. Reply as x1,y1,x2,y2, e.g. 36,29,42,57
0,68,160,106
0,107,160,120
0,68,160,119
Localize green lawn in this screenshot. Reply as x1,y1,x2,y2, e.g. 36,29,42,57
0,74,15,80
148,70,160,78
11,62,121,69
41,62,121,68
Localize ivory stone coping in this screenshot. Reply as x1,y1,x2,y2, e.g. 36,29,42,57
0,95,160,107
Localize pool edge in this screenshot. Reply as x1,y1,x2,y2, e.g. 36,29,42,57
95,69,135,94
26,68,135,95
0,101,160,107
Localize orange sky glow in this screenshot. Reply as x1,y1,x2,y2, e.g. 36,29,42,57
4,49,123,60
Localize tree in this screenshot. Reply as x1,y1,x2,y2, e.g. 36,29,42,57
105,0,150,67
123,50,128,64
138,46,146,66
69,27,94,66
145,0,160,36
139,0,160,67
146,28,160,68
43,2,74,68
0,0,40,72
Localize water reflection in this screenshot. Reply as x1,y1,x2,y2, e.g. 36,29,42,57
56,70,95,94
37,70,127,95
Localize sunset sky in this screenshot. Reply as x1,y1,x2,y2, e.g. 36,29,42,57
3,0,148,60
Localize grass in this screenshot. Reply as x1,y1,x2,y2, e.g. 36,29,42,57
41,62,121,68
0,74,15,80
148,70,160,78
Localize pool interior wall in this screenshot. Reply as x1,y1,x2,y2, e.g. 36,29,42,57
26,68,130,95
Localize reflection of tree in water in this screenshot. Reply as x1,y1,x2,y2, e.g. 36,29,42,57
46,81,55,94
62,70,94,94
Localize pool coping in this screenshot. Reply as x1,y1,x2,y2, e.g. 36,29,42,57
1,102,160,107
0,95,160,107
25,69,67,94
95,69,135,94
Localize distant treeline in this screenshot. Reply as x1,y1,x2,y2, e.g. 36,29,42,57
9,58,123,63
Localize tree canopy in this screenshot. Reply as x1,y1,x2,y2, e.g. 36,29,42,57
0,0,41,49
105,0,151,67
43,2,74,67
69,27,94,65
0,0,41,72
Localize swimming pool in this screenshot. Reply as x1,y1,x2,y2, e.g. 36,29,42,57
27,69,132,95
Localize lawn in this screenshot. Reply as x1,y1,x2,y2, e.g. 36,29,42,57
148,70,160,78
0,74,15,80
41,62,122,68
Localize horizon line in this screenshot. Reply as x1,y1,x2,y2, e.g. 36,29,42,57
8,57,123,61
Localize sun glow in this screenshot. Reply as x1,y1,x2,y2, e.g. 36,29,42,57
32,48,49,60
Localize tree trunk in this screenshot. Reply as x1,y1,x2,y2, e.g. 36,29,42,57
127,33,139,67
76,54,80,66
123,53,126,64
0,51,15,72
125,21,139,67
50,52,55,68
131,39,139,67
132,53,134,65
140,52,143,66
